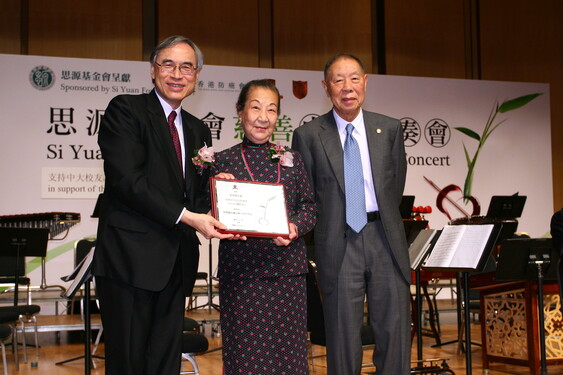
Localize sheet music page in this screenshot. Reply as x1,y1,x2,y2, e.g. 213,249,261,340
449,224,494,268
424,225,465,268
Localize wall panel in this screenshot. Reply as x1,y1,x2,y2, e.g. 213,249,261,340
0,0,22,54
479,0,563,210
385,0,467,78
158,0,261,68
27,0,142,60
273,0,373,72
0,0,560,210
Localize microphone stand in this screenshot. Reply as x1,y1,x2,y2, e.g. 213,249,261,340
530,252,550,375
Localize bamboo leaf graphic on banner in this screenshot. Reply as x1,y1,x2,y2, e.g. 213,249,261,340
454,93,542,201
455,127,480,141
499,93,542,113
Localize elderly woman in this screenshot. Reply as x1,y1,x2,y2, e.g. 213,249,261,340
211,79,316,374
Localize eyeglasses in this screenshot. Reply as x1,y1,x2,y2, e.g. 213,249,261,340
154,62,197,76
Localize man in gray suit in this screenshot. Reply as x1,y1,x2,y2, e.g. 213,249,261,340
292,54,411,375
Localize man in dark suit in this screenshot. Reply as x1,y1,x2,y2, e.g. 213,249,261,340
94,36,233,375
292,54,410,375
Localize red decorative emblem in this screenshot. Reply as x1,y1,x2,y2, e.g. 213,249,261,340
292,80,308,99
423,176,480,222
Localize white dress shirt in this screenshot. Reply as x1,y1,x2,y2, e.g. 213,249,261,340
155,91,187,223
334,109,379,212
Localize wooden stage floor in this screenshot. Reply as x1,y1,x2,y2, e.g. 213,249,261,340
2,304,562,375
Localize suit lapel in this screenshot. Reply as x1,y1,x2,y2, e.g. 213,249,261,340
146,91,184,189
181,110,196,194
319,112,346,194
364,112,384,190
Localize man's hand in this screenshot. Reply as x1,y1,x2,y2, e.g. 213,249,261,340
181,210,234,240
214,172,236,180
208,173,247,240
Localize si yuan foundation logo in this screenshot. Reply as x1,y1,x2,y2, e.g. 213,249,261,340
29,65,55,90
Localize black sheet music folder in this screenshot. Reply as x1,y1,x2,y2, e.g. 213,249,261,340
0,227,49,257
486,195,526,219
403,220,429,246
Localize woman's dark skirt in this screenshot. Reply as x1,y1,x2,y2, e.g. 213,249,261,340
219,274,309,374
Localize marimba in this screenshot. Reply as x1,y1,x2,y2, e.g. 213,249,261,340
0,212,80,240
0,212,81,289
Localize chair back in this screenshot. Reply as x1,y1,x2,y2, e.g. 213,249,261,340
0,255,30,304
0,255,25,277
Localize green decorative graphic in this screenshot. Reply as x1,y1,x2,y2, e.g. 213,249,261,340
26,240,77,273
454,93,542,201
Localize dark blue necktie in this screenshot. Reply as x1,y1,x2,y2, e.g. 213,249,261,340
344,123,367,233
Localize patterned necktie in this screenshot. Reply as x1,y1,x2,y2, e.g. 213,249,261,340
344,123,367,233
167,111,183,172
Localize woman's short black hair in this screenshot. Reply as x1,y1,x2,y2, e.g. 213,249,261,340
236,79,281,113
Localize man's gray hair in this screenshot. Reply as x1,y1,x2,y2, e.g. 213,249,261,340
150,35,204,71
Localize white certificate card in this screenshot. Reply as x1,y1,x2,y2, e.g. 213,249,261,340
210,178,290,238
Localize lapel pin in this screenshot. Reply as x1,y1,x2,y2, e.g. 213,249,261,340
376,128,382,133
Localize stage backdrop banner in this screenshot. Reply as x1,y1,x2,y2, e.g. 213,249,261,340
0,54,552,301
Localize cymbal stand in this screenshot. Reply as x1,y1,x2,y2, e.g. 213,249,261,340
39,227,69,288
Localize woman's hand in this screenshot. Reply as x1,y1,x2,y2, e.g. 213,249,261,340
273,222,297,246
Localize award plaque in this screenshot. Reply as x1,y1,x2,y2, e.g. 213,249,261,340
210,178,290,238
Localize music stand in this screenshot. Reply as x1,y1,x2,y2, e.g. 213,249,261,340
485,195,526,256
400,195,415,219
496,238,558,281
486,195,526,219
0,228,49,306
423,223,502,375
57,247,103,374
204,239,220,313
496,238,557,375
409,229,439,364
